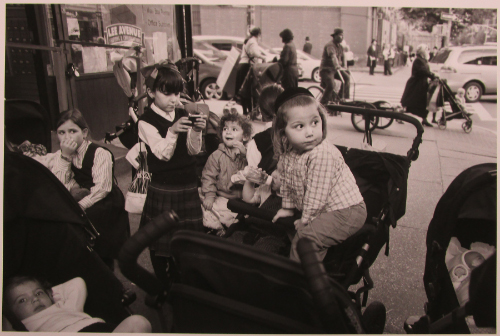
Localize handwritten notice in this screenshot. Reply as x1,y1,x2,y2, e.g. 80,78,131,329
141,5,172,35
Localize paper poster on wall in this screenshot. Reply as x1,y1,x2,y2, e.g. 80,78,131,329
152,32,168,63
82,47,108,73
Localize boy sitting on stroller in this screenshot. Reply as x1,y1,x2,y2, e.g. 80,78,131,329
3,276,151,333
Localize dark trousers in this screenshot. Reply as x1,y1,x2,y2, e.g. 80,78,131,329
384,60,392,75
320,68,350,105
236,63,252,115
369,60,376,75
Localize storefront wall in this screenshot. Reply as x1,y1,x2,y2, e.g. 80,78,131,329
61,4,180,139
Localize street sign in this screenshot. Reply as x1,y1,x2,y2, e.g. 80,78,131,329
441,13,456,21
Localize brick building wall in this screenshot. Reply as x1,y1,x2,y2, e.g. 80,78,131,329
198,5,247,37
196,5,377,63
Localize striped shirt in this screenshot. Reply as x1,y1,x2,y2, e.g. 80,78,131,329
27,141,112,210
280,140,363,224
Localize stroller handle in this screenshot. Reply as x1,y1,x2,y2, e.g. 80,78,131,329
118,210,181,298
326,104,424,161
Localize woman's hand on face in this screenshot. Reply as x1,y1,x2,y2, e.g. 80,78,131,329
272,208,295,223
192,115,207,132
171,117,193,134
60,138,78,157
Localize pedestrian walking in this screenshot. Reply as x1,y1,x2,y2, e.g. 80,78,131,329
367,39,377,75
401,44,438,127
236,27,267,116
303,36,312,54
278,28,299,90
383,44,393,75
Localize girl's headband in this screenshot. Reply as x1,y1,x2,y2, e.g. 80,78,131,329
274,87,314,113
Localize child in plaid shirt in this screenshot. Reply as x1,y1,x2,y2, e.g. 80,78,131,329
271,87,366,261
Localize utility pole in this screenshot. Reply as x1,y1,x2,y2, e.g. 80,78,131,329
246,5,255,35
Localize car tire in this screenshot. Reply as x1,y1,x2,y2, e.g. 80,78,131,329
464,81,482,103
312,68,320,83
201,79,224,100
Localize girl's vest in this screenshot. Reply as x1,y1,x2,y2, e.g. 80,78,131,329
139,107,197,184
71,143,114,189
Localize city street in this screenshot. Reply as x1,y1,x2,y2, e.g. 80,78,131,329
108,64,496,333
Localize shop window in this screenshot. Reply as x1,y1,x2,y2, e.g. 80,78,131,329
62,4,181,75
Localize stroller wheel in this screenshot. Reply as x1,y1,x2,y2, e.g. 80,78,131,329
362,301,386,334
462,121,472,134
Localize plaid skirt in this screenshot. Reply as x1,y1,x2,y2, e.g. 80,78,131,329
140,180,203,257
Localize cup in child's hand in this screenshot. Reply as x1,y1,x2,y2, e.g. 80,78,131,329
246,167,269,185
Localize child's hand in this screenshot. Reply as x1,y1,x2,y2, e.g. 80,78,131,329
171,117,193,134
192,114,207,132
60,138,78,158
233,141,247,156
294,218,306,230
203,197,215,211
272,208,295,223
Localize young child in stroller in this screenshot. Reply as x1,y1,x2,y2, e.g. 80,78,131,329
3,276,151,333
200,110,252,235
455,88,468,111
271,87,366,262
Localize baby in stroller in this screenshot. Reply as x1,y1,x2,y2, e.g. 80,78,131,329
3,276,151,333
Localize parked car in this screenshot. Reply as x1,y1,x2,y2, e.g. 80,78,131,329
193,35,244,54
193,48,226,100
194,35,275,62
269,48,319,82
429,44,497,102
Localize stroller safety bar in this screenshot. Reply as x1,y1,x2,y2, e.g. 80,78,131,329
118,210,180,301
227,199,296,229
325,105,424,161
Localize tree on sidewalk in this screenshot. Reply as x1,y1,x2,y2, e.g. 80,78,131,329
399,8,497,43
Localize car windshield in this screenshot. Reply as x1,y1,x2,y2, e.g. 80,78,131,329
430,49,451,64
193,41,227,62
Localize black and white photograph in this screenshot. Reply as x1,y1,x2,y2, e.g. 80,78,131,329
3,2,497,334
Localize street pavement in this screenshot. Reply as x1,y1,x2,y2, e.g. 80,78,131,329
91,64,496,333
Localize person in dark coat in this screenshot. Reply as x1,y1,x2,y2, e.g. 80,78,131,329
366,39,378,75
278,28,299,90
303,36,312,54
401,44,437,127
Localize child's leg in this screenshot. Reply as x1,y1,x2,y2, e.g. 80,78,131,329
289,202,366,262
113,315,152,333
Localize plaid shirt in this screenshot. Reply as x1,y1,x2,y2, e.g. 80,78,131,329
280,140,363,224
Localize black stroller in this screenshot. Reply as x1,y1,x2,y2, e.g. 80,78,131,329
404,163,496,334
118,211,388,333
227,106,424,309
3,100,136,330
428,78,473,133
3,152,135,330
237,62,283,120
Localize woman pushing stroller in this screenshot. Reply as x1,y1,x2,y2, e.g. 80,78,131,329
401,44,438,127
